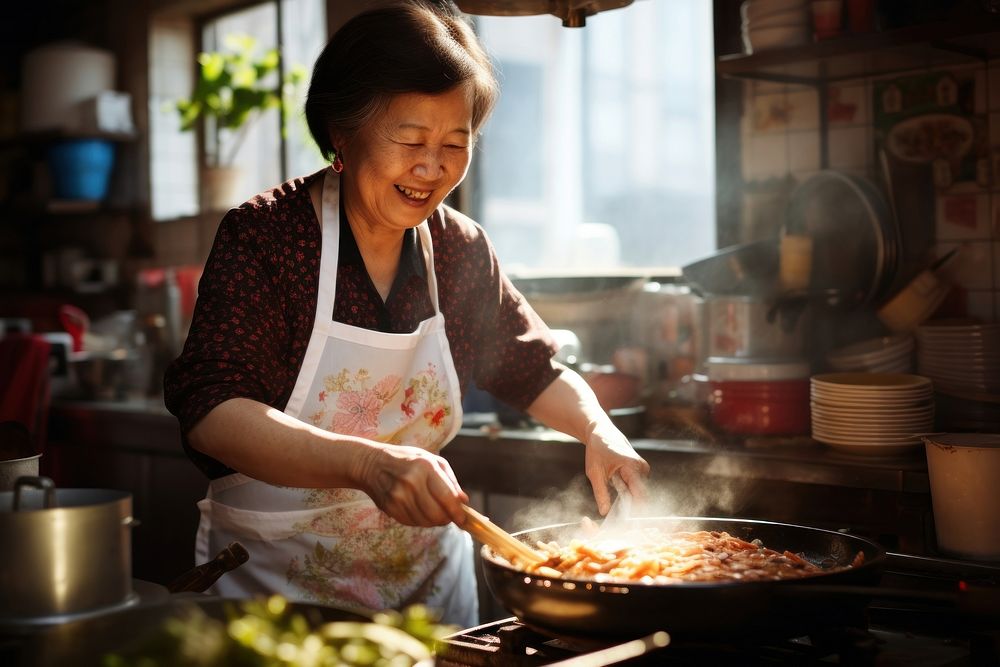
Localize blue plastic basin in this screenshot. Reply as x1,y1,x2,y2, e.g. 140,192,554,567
47,139,115,201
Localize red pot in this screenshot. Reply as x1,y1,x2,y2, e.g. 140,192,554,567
709,379,810,435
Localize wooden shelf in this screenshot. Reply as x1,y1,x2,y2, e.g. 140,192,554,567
717,16,1000,84
0,129,138,150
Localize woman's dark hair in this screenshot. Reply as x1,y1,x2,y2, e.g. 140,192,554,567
304,0,499,161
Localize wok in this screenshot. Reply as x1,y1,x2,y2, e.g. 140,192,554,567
481,517,887,641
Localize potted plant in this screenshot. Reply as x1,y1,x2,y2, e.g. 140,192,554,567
175,34,307,210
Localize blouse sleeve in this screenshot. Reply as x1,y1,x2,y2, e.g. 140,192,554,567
163,206,301,436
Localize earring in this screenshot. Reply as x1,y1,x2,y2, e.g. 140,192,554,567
332,150,344,174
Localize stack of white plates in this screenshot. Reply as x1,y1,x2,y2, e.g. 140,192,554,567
827,335,914,373
740,0,810,53
916,321,1000,394
811,373,935,457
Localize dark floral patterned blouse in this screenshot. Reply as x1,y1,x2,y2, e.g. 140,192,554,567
164,170,559,478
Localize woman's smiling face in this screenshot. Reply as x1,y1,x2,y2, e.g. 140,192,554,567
339,86,474,233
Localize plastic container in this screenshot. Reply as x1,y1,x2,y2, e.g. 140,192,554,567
923,433,1000,561
47,139,115,200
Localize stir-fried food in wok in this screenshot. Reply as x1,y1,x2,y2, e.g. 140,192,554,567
499,522,865,584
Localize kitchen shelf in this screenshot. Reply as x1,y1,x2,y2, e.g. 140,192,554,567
717,16,1000,84
0,129,138,149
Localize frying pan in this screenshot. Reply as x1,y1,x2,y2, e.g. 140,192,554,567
481,517,887,641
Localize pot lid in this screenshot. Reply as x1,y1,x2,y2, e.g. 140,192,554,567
705,357,811,381
783,171,899,309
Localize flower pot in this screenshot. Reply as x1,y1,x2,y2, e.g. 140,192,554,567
200,165,244,211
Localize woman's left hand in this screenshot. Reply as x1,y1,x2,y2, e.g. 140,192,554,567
584,421,650,516
525,362,650,516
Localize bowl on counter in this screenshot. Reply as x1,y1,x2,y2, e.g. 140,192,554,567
580,364,641,412
69,350,144,401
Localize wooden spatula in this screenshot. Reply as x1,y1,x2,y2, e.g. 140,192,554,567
460,504,546,566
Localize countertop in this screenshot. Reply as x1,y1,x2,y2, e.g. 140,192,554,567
47,399,930,495
44,398,938,563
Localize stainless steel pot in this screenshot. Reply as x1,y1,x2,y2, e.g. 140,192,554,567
0,453,40,492
0,476,135,621
705,295,806,358
0,421,40,492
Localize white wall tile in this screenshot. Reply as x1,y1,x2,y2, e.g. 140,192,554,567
743,133,788,182
789,130,820,174
828,126,869,170
787,89,819,131
935,193,991,240
751,93,791,133
828,83,868,126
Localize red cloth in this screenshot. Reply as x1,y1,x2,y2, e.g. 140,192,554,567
0,334,52,452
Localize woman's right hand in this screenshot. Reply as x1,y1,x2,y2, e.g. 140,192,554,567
356,444,468,527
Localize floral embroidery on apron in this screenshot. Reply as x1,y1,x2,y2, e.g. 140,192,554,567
306,361,452,449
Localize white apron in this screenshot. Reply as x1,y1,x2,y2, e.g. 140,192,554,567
194,170,477,627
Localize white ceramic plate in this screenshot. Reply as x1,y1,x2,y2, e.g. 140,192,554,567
810,402,933,418
810,396,934,410
887,114,974,164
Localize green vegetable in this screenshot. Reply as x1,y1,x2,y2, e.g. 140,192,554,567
102,596,452,667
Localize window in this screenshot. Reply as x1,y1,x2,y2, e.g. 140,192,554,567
471,2,716,273
149,0,326,221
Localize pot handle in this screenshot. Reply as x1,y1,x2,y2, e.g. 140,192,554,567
13,475,56,511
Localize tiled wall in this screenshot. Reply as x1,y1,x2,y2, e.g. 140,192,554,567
739,60,1000,323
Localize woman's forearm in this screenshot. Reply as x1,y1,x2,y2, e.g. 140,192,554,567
525,362,612,442
187,397,377,489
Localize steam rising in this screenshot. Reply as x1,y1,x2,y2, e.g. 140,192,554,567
506,455,754,535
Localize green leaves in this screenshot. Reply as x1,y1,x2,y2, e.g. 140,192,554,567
101,597,452,667
175,34,302,140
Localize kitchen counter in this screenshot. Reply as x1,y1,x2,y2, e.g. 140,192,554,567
448,424,930,494
43,399,937,582
47,399,930,493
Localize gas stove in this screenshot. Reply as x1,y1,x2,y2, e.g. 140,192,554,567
439,554,1000,666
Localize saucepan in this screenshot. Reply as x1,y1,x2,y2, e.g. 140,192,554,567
0,422,40,492
0,476,136,623
480,516,997,641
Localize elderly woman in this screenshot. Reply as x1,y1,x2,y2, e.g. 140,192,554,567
164,0,648,627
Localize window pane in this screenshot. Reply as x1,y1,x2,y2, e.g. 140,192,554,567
281,0,328,177
203,3,281,202
149,17,199,221
473,2,715,272
150,1,326,220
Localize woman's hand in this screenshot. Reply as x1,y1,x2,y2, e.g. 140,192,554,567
584,422,650,516
525,362,651,517
355,444,469,527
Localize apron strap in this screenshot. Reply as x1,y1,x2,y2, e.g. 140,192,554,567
319,168,443,318
416,222,441,315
